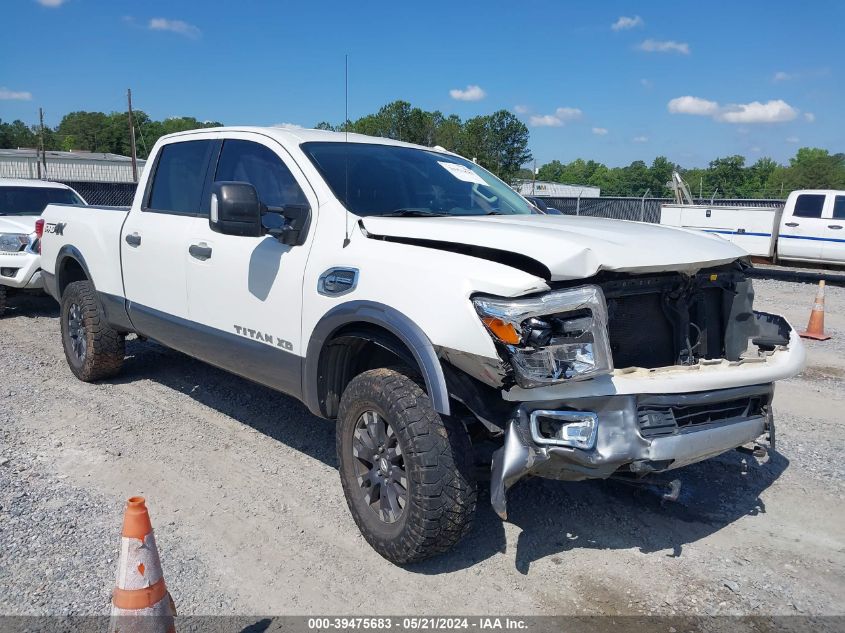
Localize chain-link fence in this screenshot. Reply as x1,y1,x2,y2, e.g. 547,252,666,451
544,196,785,224
48,183,788,222
59,181,138,207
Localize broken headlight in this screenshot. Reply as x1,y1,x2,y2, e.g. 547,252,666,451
473,285,613,388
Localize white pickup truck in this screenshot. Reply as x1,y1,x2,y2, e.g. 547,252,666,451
0,178,85,316
40,127,804,563
661,189,845,264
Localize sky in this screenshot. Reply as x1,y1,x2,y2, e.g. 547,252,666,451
1,0,843,168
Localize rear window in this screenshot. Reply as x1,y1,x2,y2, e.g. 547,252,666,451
792,194,826,218
146,140,214,215
0,186,83,216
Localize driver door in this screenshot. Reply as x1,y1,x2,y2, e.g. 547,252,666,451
185,134,316,397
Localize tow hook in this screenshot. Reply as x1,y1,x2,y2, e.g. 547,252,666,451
737,443,768,459
662,479,682,502
609,475,682,502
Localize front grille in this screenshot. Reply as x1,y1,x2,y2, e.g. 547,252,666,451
606,292,675,369
638,395,768,438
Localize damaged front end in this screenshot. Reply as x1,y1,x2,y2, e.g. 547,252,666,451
454,263,801,518
489,385,775,519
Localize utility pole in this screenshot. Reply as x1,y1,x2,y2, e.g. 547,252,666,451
532,159,537,195
127,88,138,183
38,107,47,179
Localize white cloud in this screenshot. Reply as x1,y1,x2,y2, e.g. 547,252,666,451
554,107,582,121
272,122,303,129
449,84,486,102
668,95,720,116
149,18,201,38
640,78,653,89
633,136,649,143
717,100,798,124
513,104,530,114
35,0,67,6
592,127,608,135
0,87,33,101
785,136,800,144
773,71,793,82
529,114,563,127
667,95,799,124
637,39,690,55
612,15,643,31
804,112,815,123
528,107,583,127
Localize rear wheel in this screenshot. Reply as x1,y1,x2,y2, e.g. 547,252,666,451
337,368,477,564
60,280,125,381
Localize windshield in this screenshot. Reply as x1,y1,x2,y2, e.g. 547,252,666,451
301,142,535,217
0,186,83,216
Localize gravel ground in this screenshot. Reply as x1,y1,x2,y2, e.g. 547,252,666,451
0,279,843,617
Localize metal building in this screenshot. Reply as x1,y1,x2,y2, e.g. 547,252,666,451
0,148,145,183
514,179,600,198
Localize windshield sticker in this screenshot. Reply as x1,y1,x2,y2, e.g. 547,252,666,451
437,161,488,186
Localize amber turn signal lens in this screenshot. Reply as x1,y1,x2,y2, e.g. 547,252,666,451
482,317,521,345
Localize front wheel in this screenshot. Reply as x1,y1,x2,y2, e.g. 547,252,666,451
0,285,6,317
337,368,477,564
60,280,125,381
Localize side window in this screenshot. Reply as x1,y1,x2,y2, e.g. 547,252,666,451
792,194,826,219
214,140,307,207
147,140,214,215
833,196,845,220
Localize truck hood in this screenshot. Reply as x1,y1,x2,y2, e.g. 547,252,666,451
361,214,747,281
0,215,39,235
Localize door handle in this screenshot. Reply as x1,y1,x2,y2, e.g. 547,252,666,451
125,233,141,247
189,244,213,260
829,225,843,230
784,222,799,227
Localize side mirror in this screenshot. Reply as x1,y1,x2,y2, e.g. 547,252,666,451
210,182,263,237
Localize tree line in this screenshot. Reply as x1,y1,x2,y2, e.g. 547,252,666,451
0,100,532,183
0,112,221,162
1,101,842,198
533,150,845,199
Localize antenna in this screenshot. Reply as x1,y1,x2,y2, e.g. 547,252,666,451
127,88,138,183
343,54,351,248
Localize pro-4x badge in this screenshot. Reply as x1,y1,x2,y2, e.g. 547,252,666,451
44,222,66,235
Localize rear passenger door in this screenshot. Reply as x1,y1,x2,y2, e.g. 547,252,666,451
184,134,317,397
121,138,217,342
821,194,845,263
778,193,827,262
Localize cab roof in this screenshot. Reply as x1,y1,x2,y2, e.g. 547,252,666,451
158,125,451,154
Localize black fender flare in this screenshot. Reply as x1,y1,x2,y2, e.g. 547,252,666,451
303,301,450,418
54,245,94,297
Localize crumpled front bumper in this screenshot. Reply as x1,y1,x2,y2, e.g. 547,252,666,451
0,249,42,290
490,384,773,519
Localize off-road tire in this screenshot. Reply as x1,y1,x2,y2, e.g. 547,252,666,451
337,367,477,564
60,280,125,381
0,285,6,317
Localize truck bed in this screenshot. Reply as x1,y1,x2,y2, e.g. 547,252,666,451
40,203,130,300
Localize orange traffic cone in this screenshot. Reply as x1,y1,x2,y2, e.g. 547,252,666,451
109,497,176,633
799,280,832,341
